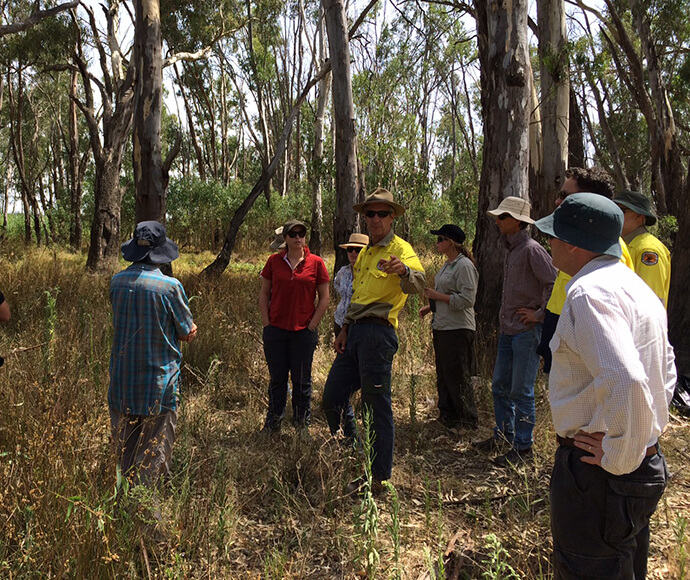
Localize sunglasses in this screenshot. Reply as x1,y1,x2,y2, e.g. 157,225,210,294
347,247,362,254
287,230,307,238
364,210,393,219
496,213,512,221
437,236,448,243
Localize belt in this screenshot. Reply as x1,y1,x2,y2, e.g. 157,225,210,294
557,435,658,457
351,316,392,328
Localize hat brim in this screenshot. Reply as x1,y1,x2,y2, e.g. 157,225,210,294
353,200,406,216
614,200,657,226
429,229,465,244
338,242,368,249
270,240,286,251
121,237,180,263
535,214,621,258
487,208,535,224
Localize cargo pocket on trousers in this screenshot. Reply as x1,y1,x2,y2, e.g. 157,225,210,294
604,478,666,544
553,547,622,579
361,363,392,396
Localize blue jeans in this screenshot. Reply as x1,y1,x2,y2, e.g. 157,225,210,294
262,325,318,430
322,322,398,481
491,326,541,450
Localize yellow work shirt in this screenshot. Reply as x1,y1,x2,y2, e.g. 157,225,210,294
347,229,425,329
547,237,633,315
624,227,671,308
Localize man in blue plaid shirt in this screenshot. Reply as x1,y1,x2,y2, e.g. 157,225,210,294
109,221,197,487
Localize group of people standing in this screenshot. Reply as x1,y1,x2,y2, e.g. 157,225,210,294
107,168,675,578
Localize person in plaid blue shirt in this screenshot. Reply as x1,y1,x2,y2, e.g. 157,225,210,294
109,221,197,487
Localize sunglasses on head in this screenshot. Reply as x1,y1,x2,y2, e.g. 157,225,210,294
437,236,448,243
497,213,512,221
347,247,362,254
287,229,306,238
364,210,393,219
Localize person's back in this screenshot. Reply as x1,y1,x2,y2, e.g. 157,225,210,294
109,263,192,415
108,221,196,489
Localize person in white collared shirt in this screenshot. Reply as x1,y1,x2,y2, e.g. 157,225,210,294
535,193,675,580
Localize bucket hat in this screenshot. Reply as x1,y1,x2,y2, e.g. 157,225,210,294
487,196,534,224
534,193,623,258
121,221,179,264
613,190,657,226
353,187,406,217
339,232,369,249
430,224,466,244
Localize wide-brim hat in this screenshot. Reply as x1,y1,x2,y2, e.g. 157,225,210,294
282,219,307,235
613,190,657,226
430,224,466,244
353,187,406,217
270,226,286,251
121,220,179,264
339,232,369,249
535,193,623,258
487,196,535,224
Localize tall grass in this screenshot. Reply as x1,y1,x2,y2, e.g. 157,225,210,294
0,246,687,578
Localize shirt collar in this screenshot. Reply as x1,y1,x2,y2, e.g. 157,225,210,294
370,229,395,247
130,262,160,271
566,254,618,292
623,225,647,244
503,228,528,250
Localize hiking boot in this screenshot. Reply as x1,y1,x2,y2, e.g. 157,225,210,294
472,435,509,454
493,446,534,468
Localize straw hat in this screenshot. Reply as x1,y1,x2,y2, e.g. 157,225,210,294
487,196,535,224
338,232,369,249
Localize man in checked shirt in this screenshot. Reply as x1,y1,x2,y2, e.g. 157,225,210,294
109,221,197,488
535,194,675,579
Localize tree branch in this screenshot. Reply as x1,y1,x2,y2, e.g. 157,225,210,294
0,0,78,37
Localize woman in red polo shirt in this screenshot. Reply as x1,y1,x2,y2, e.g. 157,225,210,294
259,219,330,432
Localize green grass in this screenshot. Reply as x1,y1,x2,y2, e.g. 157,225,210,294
0,246,688,578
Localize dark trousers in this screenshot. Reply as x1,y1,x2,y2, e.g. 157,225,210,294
550,445,668,579
536,309,560,373
322,323,398,481
432,328,478,427
262,325,318,430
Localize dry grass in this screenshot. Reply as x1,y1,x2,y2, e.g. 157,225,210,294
0,246,688,579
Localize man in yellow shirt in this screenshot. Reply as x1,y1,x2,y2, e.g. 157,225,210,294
322,188,425,492
614,190,671,308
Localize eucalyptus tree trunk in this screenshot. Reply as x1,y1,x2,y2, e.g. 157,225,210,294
68,66,83,250
133,0,164,223
473,0,532,336
536,0,568,216
310,7,330,257
77,1,136,272
323,0,358,274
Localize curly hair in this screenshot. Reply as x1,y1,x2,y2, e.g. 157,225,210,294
565,167,616,199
